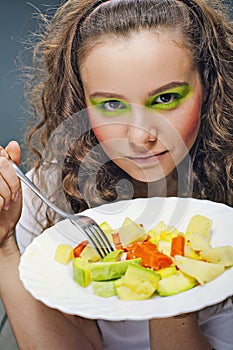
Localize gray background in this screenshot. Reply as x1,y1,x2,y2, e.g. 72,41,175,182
0,0,232,150
0,2,61,348
0,0,233,150
1,1,61,149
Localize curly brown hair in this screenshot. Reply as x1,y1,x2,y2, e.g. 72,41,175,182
24,0,233,228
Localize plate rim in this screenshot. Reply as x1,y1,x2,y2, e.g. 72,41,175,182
19,196,233,320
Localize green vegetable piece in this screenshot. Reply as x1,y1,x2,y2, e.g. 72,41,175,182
73,258,91,287
157,271,197,296
102,250,124,262
156,266,177,279
100,221,114,243
90,258,141,281
92,280,117,298
115,264,160,300
100,221,114,235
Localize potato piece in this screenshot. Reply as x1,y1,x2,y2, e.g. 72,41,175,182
55,244,73,265
174,255,225,285
184,245,200,260
186,215,212,242
118,217,146,247
79,245,101,262
185,233,211,251
200,246,233,267
156,240,171,256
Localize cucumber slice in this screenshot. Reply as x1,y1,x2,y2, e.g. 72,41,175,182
90,258,141,281
73,258,91,287
157,271,197,296
115,264,160,300
92,280,117,298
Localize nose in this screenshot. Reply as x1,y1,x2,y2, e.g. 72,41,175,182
127,105,157,146
128,125,157,145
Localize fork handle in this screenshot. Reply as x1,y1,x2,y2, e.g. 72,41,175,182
10,160,68,218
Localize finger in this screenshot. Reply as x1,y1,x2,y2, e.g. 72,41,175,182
0,195,4,211
0,147,9,159
0,157,21,201
5,141,21,165
0,174,12,210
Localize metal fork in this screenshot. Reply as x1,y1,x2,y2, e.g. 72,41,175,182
10,160,114,258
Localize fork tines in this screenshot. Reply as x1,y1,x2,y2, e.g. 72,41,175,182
84,224,114,259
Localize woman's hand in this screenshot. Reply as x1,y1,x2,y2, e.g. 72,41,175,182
0,141,22,251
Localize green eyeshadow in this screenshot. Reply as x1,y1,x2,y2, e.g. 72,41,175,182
89,84,192,117
89,98,131,116
145,84,192,111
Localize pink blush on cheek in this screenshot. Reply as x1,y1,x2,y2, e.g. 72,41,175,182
91,126,109,145
179,94,202,148
92,126,103,142
88,112,106,143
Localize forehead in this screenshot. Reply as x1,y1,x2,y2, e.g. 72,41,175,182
80,31,195,96
80,29,189,65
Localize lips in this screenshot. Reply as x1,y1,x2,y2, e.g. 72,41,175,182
126,150,168,166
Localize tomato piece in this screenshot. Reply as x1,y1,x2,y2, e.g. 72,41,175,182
73,240,89,257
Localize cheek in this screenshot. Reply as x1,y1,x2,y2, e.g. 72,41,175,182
90,122,129,163
88,113,109,144
89,113,127,145
92,126,106,144
178,95,202,148
91,124,123,146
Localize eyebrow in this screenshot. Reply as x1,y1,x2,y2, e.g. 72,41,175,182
88,82,189,100
148,82,189,97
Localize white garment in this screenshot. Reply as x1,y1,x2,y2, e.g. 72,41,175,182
16,170,233,350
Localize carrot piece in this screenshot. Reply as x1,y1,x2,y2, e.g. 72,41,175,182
170,235,185,257
73,240,89,257
125,240,173,270
150,251,173,270
138,246,172,270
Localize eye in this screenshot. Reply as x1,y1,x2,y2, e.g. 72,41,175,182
90,97,130,116
90,98,130,116
146,84,192,111
101,100,126,112
152,93,180,105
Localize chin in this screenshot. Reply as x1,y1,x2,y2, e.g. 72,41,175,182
128,169,169,183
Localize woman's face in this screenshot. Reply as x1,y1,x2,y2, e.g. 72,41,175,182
81,31,203,182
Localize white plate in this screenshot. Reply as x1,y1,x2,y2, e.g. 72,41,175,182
19,197,233,320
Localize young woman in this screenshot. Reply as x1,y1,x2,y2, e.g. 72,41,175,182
0,1,232,349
